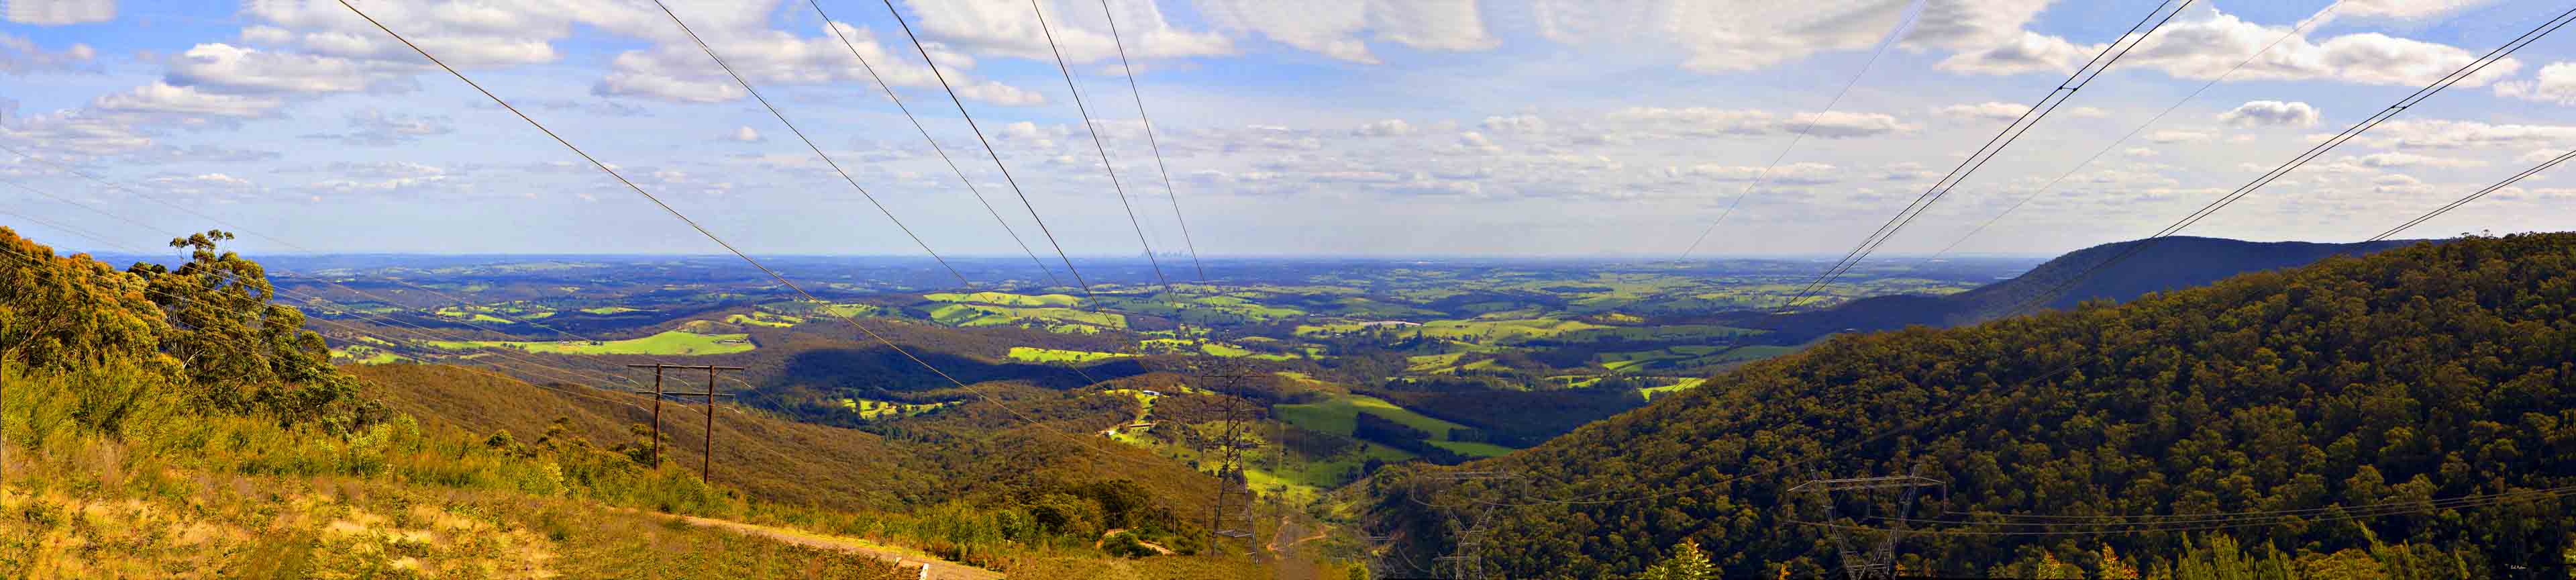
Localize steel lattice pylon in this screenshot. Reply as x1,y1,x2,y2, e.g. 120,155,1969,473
1790,471,1947,580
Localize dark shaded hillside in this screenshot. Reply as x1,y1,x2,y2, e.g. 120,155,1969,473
1365,233,2576,579
1745,237,2418,340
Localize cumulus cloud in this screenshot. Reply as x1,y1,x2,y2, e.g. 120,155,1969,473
1537,0,2051,74
166,43,405,94
1677,161,1841,185
900,0,1232,64
312,160,452,193
5,0,113,25
2147,129,2215,144
2336,0,2502,21
1198,0,1496,64
2218,100,2320,128
0,109,152,154
730,126,764,142
1352,118,1414,137
1480,115,1546,134
0,34,95,75
301,108,453,146
2351,152,2485,168
1939,30,2092,75
2496,62,2576,105
593,21,1040,105
2120,11,2520,87
1608,107,1911,139
1451,131,1500,154
1939,101,2029,122
2359,119,2576,150
89,82,282,117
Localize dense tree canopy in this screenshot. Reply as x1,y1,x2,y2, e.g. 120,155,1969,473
1366,233,2576,579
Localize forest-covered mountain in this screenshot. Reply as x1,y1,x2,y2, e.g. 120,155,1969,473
1363,233,2576,579
1745,236,2418,340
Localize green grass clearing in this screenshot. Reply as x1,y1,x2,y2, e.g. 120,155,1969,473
425,330,753,356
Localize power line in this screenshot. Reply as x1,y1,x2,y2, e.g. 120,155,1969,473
648,0,969,289
1676,0,1922,260
1922,0,2345,260
1031,0,1174,294
340,0,1183,476
878,0,1096,297
1776,0,2194,313
804,0,1066,290
1098,0,1207,283
2367,146,2576,242
2003,5,2576,318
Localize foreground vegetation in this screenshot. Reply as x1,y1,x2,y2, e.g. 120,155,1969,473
0,228,1283,578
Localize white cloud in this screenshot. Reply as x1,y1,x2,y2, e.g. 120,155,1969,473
1537,0,2051,74
730,126,764,142
592,21,1041,106
89,82,283,117
2351,152,2486,169
1451,131,1500,154
147,173,255,188
0,34,95,75
313,160,452,193
0,109,152,154
2218,100,2320,128
1480,114,1546,134
901,0,1233,64
1939,101,2029,122
2146,129,2214,144
1197,0,1496,64
1784,111,1911,138
2124,147,2158,158
2118,11,2521,87
1608,107,1910,139
166,43,398,94
2516,148,2571,164
1352,118,1414,137
2361,119,2576,150
2496,62,2576,105
304,108,452,146
1679,161,1840,185
2337,0,2502,21
1939,30,2093,75
5,0,113,25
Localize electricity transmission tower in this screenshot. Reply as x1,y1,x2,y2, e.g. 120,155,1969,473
1194,359,1262,557
1790,471,1947,580
1415,469,1518,579
626,363,742,479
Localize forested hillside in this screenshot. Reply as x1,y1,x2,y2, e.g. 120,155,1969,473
1747,237,2416,340
1364,233,2576,579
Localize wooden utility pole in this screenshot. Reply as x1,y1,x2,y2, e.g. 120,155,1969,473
626,363,742,479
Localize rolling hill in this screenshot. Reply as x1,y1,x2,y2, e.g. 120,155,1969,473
1743,236,2420,340
1362,233,2576,578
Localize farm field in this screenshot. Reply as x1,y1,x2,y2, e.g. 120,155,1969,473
425,330,754,356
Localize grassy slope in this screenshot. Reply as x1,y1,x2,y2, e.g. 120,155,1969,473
1274,391,1514,458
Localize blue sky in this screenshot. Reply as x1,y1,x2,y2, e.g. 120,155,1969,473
5,0,2576,260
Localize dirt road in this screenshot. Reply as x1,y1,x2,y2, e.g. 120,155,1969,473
668,513,1007,580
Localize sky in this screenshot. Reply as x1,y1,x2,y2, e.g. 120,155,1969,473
4,0,2576,260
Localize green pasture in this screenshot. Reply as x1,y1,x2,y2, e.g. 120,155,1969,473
425,330,754,356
